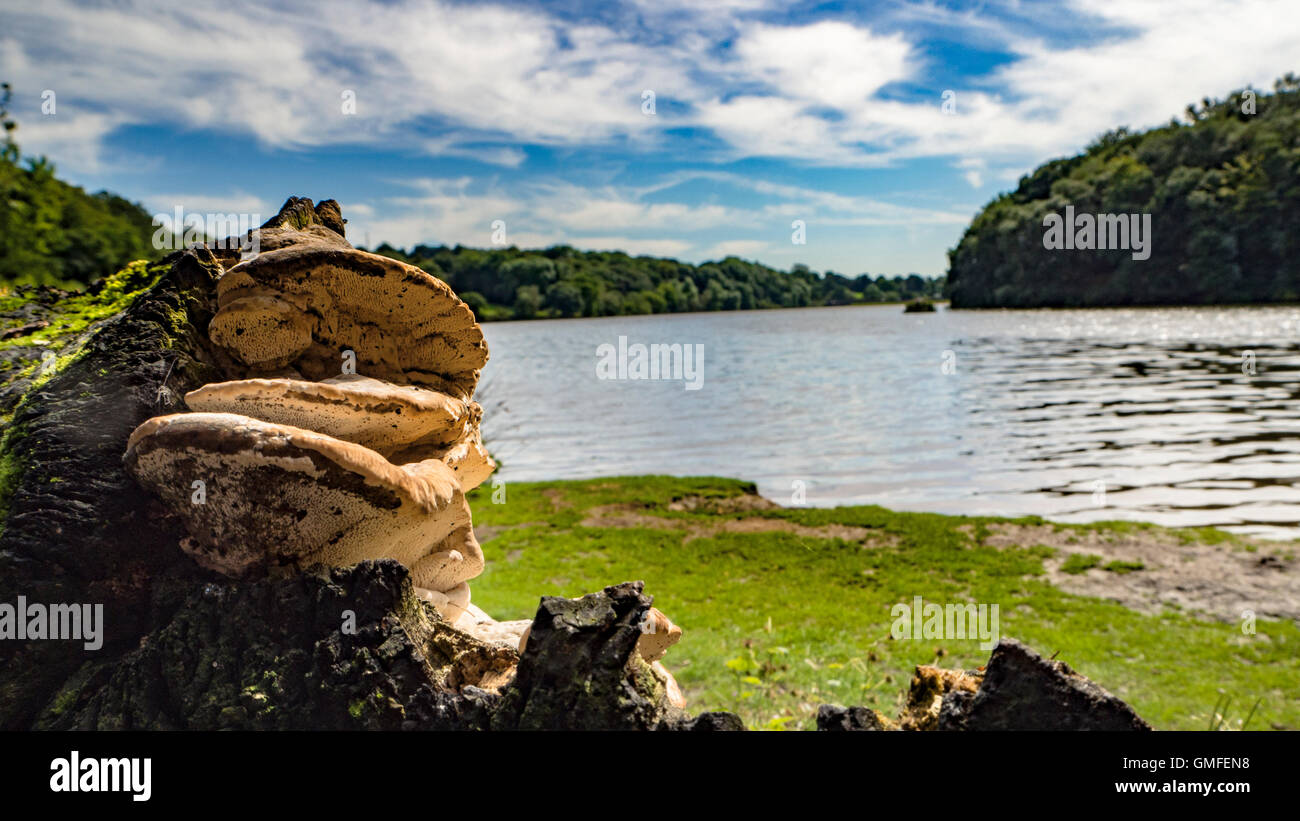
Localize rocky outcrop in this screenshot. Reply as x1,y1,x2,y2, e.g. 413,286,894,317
819,638,1151,731
0,197,717,731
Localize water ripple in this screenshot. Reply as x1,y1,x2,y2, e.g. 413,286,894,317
480,304,1300,539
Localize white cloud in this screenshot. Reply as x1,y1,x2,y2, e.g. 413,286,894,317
955,157,986,188
730,21,913,110
714,0,1300,166
2,0,703,174
6,0,1299,276
695,95,870,165
421,137,527,168
565,236,694,257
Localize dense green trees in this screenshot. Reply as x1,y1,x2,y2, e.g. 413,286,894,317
374,242,944,321
947,75,1300,308
0,84,162,289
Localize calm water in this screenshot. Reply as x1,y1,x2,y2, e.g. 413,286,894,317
479,304,1300,539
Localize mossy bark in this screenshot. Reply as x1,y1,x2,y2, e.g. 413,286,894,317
0,248,224,728
38,560,501,730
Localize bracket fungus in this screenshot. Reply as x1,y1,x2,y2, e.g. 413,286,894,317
123,199,494,626
119,196,691,708
208,295,315,371
184,374,495,491
124,413,481,587
212,246,487,400
637,607,683,663
185,374,478,455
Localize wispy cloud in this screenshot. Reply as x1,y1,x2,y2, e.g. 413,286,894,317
11,0,1295,170
345,170,970,268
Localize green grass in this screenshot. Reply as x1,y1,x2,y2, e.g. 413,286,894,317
467,475,1299,730
1061,553,1103,574
1104,560,1145,574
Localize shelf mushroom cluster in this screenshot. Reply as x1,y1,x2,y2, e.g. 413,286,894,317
122,207,691,705
124,240,494,625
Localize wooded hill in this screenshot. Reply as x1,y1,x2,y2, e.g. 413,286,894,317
947,75,1300,308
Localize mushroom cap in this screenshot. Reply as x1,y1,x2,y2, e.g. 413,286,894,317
650,660,687,709
455,604,532,649
123,412,479,585
637,607,683,663
184,374,476,456
213,246,488,399
415,581,471,624
410,523,483,591
435,429,495,492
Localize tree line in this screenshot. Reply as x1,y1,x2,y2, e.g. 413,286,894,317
371,243,943,321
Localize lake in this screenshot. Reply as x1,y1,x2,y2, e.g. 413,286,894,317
479,304,1300,540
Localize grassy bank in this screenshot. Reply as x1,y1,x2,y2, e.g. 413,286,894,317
466,475,1299,730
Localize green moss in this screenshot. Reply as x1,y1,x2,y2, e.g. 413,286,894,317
0,259,166,355
48,685,78,717
1049,518,1243,548
1026,544,1058,560
0,258,170,534
0,422,28,531
1173,526,1241,546
23,348,87,394
1061,553,1103,574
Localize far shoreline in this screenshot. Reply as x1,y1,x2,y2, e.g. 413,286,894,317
474,297,1300,323
473,298,951,323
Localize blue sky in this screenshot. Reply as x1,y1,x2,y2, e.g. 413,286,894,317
3,0,1297,276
